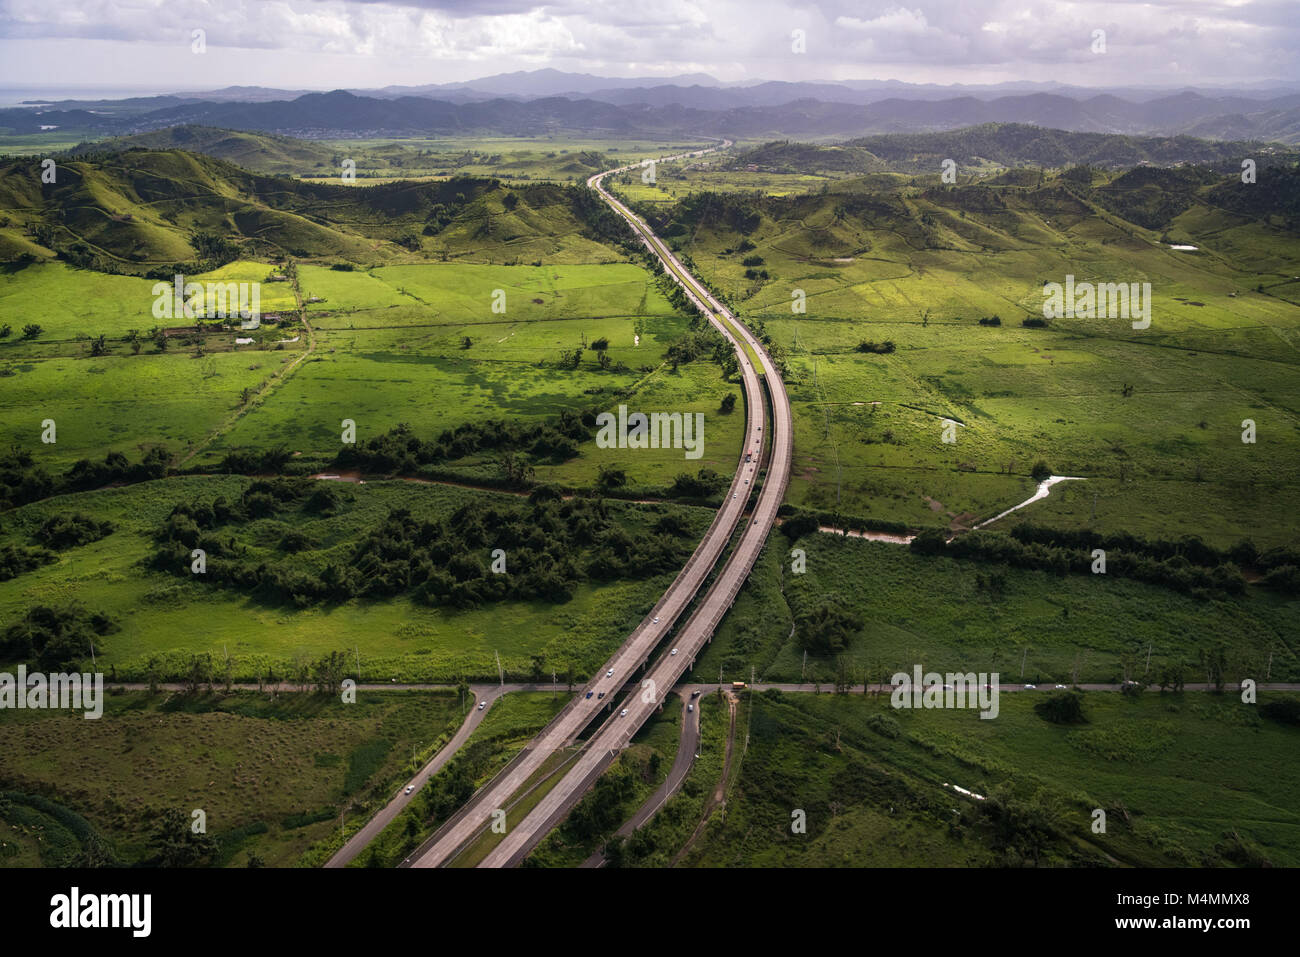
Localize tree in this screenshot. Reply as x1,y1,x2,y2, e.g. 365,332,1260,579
719,393,736,414
148,808,218,868
1034,691,1087,724
597,464,628,491
794,597,862,656
21,323,42,339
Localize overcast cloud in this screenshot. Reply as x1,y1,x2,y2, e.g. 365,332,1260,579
0,0,1296,93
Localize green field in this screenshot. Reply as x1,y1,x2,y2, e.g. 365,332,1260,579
676,689,1300,867
0,689,463,867
691,530,1299,686
0,477,716,681
624,164,1300,548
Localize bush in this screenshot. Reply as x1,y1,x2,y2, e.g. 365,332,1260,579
1034,691,1087,724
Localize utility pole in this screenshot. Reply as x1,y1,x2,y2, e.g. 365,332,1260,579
1145,644,1153,674
495,650,503,686
1020,647,1027,678
1091,493,1098,522
355,646,361,678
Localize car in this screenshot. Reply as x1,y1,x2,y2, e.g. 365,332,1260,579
606,669,614,678
1024,683,1036,689
478,701,486,710
744,479,749,484
670,648,678,655
690,690,701,698
653,617,660,624
585,691,593,699
687,704,694,712
1055,684,1067,689
404,785,414,795
732,494,736,499
620,709,628,716
598,692,605,699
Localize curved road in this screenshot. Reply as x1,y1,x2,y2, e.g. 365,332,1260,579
407,138,787,868
475,146,795,867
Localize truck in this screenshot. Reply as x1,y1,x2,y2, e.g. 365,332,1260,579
732,681,747,689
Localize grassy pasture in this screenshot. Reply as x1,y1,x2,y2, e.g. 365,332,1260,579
0,690,464,867
0,477,715,681
691,531,1300,687
681,689,1300,867
657,170,1300,545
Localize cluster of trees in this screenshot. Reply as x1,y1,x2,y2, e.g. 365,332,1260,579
335,416,591,477
0,543,56,582
667,468,728,499
0,447,169,509
854,340,896,354
152,483,690,610
664,326,728,368
976,315,1002,326
34,513,115,549
1009,522,1300,595
793,594,863,655
0,604,116,670
910,527,1249,598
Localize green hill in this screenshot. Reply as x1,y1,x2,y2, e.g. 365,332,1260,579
730,124,1300,175
0,149,634,274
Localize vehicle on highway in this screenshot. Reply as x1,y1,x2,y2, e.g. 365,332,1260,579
653,617,659,624
687,704,694,712
1024,683,1037,689
598,692,605,699
404,785,414,795
732,681,747,689
671,648,678,655
606,669,614,677
620,709,628,716
585,691,593,699
1055,684,1067,689
691,690,701,698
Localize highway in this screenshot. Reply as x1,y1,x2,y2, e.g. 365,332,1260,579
474,144,795,867
580,691,702,868
326,683,507,868
407,138,783,868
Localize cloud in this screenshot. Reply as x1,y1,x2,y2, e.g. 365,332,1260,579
0,0,1295,88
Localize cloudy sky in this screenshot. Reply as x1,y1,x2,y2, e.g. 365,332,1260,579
1,0,1296,94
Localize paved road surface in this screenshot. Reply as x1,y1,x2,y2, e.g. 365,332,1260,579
407,139,779,869
581,692,703,868
478,143,795,868
325,684,509,868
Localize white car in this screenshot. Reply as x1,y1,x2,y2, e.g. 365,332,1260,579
607,669,614,678
1055,684,1067,689
670,648,678,656
1024,683,1037,689
653,617,660,624
478,701,486,710
620,709,628,717
687,704,693,712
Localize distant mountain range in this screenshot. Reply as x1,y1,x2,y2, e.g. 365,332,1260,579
4,71,1300,144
